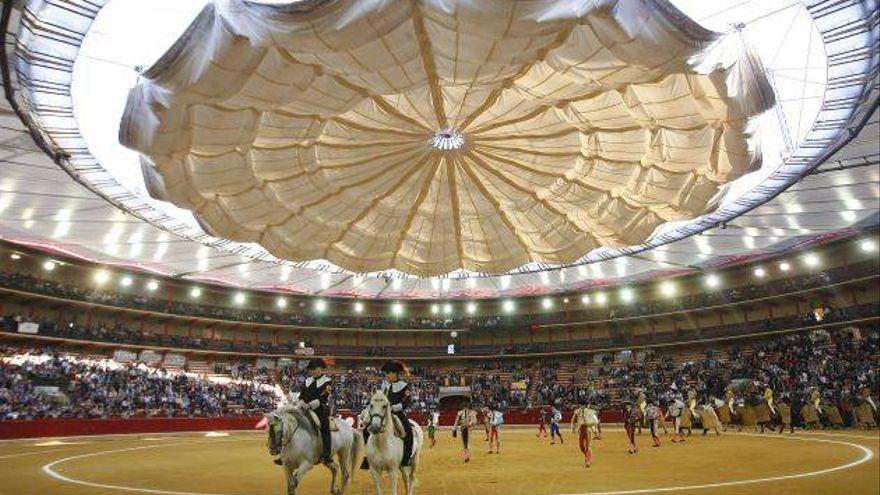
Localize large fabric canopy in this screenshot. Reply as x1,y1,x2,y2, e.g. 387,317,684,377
120,0,774,276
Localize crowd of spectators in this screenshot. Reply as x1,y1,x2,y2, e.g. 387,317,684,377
1,324,877,425
0,346,278,420
528,327,879,425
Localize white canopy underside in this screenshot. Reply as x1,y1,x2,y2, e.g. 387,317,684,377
120,0,774,276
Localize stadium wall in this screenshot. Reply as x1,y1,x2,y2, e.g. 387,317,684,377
0,410,627,439
0,417,263,439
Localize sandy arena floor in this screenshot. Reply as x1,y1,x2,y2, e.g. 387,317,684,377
0,427,877,495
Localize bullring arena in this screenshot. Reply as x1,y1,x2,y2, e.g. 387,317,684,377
0,428,878,495
1,0,879,494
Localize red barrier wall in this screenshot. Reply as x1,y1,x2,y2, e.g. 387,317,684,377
0,410,625,439
0,416,263,440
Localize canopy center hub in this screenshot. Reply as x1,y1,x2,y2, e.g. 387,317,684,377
430,128,465,151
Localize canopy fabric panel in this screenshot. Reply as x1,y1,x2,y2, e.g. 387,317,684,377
120,0,774,276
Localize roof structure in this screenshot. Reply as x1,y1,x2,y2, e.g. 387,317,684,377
0,0,877,298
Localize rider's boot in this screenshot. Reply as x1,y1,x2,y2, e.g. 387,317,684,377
273,458,283,466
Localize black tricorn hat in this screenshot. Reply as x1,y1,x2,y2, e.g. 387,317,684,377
306,357,334,370
381,360,407,374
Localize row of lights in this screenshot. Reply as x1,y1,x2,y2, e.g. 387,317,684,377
11,238,876,314
92,269,160,292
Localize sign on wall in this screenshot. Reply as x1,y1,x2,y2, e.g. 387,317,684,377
113,349,138,363
17,322,39,334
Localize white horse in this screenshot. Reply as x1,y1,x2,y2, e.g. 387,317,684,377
265,408,363,495
363,390,423,495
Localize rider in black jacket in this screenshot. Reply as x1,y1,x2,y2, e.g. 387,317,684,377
361,360,414,469
300,358,334,465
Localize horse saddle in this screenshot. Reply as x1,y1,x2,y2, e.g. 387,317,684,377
306,410,341,432
390,415,407,440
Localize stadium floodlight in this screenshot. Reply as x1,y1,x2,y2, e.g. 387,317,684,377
190,287,202,298
314,299,327,313
705,274,720,288
541,297,554,310
466,302,477,314
779,261,790,272
620,287,635,303
431,304,440,315
660,281,676,297
353,301,364,313
581,295,590,305
754,267,766,278
94,269,111,284
146,279,159,291
233,292,246,304
391,302,404,316
803,253,820,268
502,299,515,313
43,260,56,271
595,292,607,305
120,276,133,287
276,297,287,309
860,239,876,252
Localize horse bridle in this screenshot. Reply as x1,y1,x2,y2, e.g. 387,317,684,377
268,413,301,453
369,403,389,432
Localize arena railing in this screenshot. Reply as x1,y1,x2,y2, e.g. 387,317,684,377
2,303,877,361
1,264,876,346
0,259,876,331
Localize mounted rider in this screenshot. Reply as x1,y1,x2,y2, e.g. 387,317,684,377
361,360,415,469
299,357,334,464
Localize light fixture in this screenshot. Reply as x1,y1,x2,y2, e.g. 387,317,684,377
314,299,327,313
620,288,634,303
541,297,553,310
705,274,720,288
146,280,159,291
450,331,458,339
353,301,364,313
595,292,607,305
580,295,590,305
276,297,287,309
803,253,820,267
562,297,570,304
94,269,111,284
43,260,56,271
233,292,246,304
431,304,440,315
190,287,202,298
120,276,133,287
391,302,404,316
502,300,515,313
754,267,766,278
779,261,790,272
660,281,676,297
860,239,876,252
9,253,21,260
466,302,477,314
442,303,453,315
